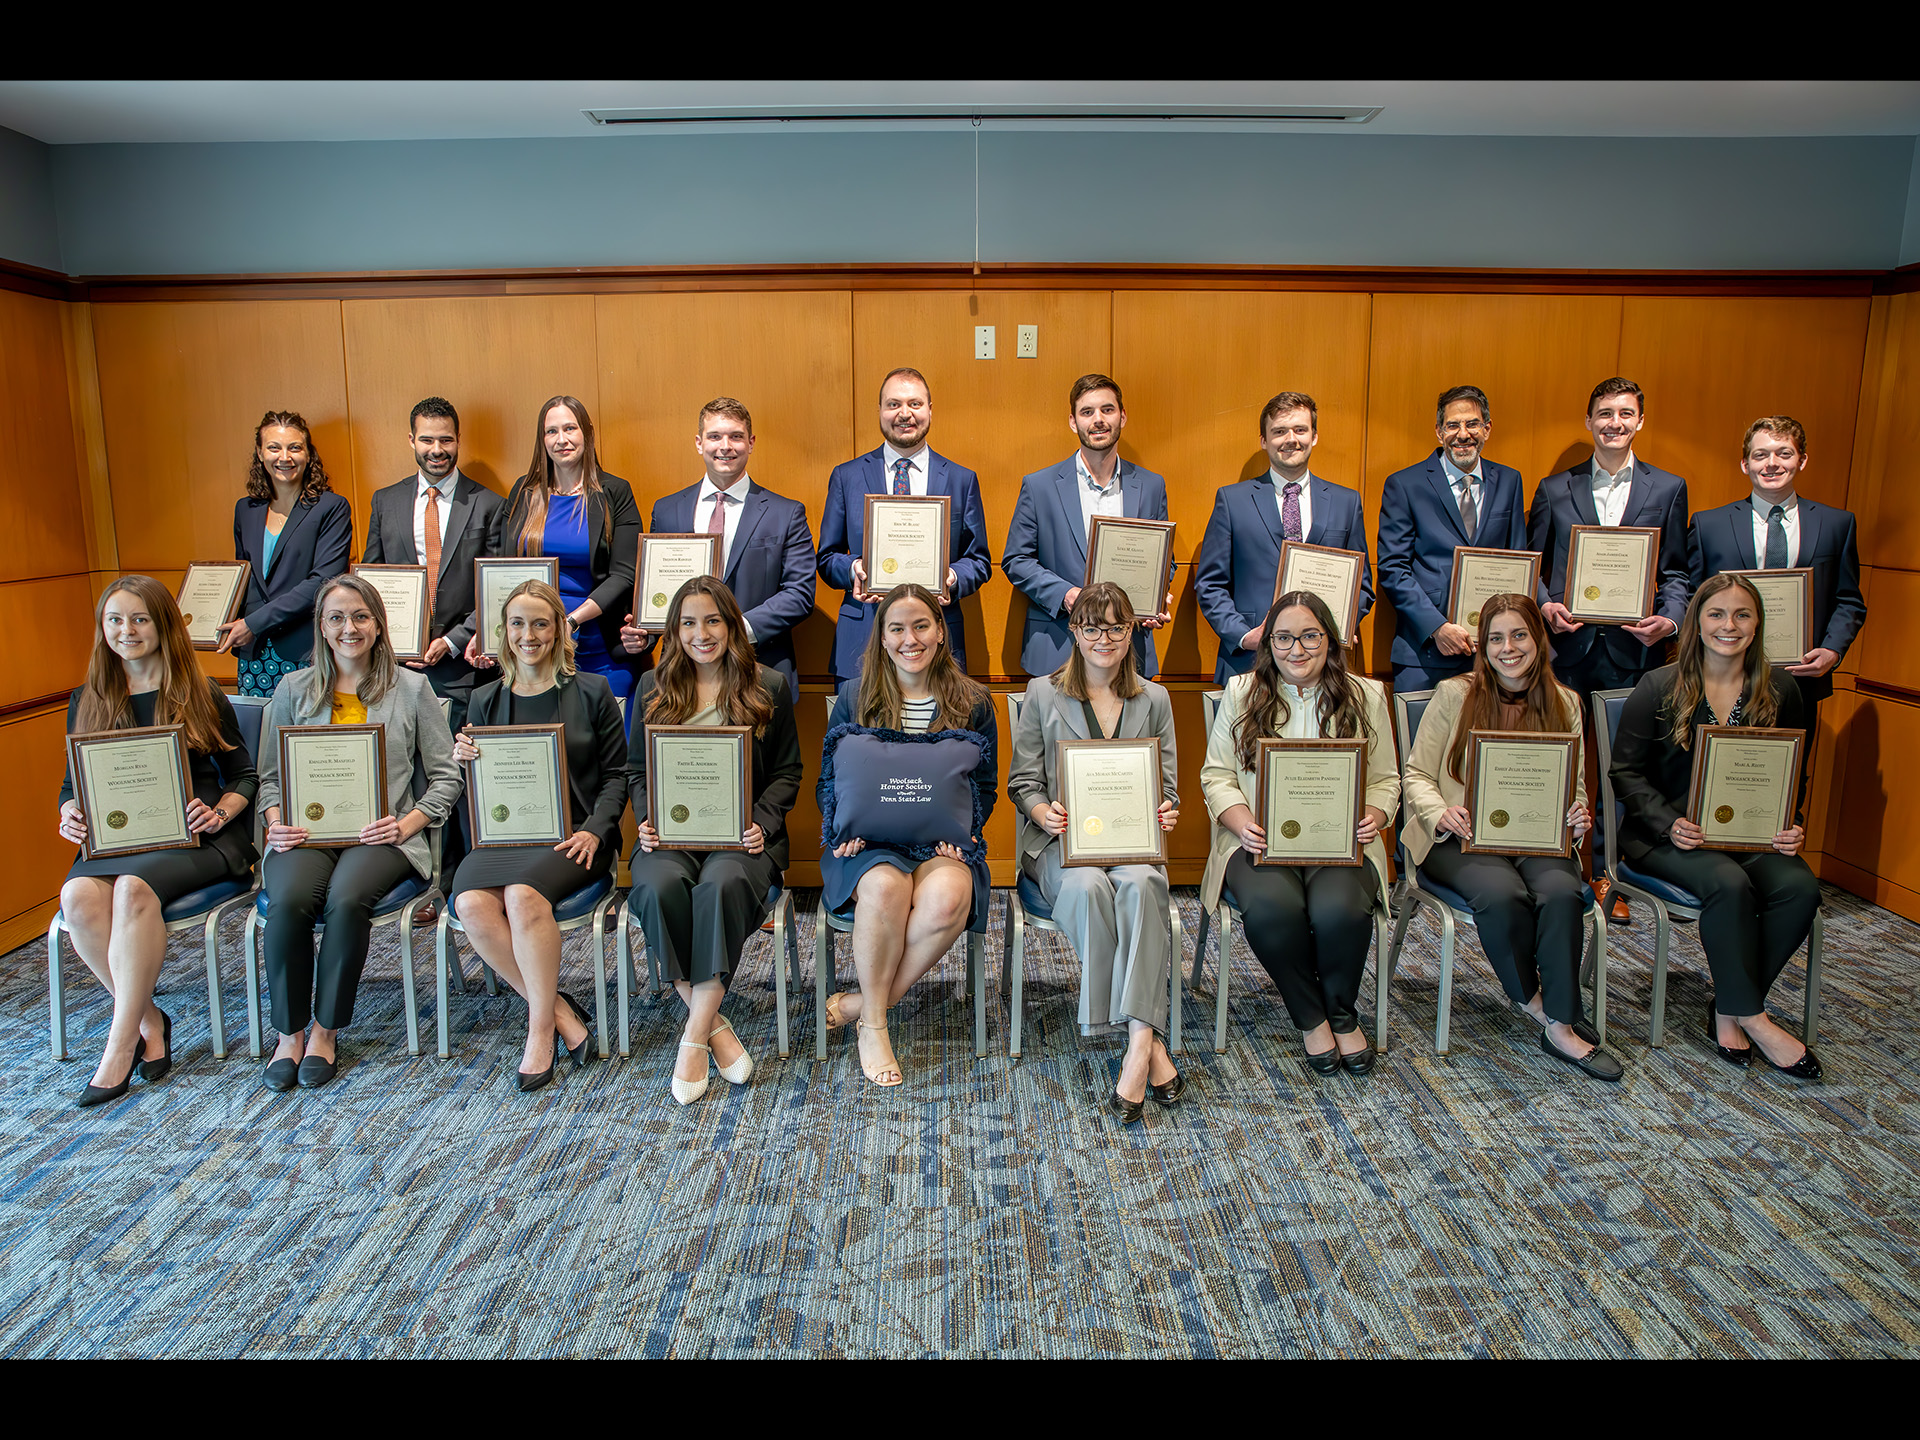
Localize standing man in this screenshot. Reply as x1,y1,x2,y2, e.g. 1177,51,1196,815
1376,384,1532,692
1530,378,1692,923
621,397,817,687
1193,390,1374,682
817,367,993,680
1003,373,1174,679
361,396,505,918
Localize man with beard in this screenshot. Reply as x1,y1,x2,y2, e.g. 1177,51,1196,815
817,367,994,681
1003,373,1173,678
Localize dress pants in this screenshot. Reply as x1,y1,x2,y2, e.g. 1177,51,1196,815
1418,838,1587,1025
627,846,781,985
262,843,419,1031
437,692,470,882
1225,850,1379,1032
1023,843,1172,1033
1631,843,1820,1017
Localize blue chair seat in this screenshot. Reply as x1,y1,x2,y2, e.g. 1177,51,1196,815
253,870,433,921
1615,862,1700,911
162,877,252,924
1014,871,1053,923
553,872,615,923
1413,867,1597,913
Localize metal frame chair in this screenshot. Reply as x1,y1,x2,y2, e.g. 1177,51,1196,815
1591,688,1823,1047
614,882,801,1056
46,694,269,1063
1382,689,1608,1054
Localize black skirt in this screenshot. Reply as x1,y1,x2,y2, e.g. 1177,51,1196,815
449,839,616,905
65,842,247,908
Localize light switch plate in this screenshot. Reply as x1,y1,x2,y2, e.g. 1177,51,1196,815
1017,324,1038,358
974,325,995,359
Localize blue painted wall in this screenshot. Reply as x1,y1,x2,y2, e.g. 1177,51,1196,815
0,126,61,273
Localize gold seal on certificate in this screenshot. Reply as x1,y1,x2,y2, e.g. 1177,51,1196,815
1462,731,1576,856
473,558,561,660
351,564,430,660
1687,725,1803,852
279,723,389,847
633,534,722,629
862,494,951,602
1564,525,1659,625
175,561,251,651
648,725,752,851
1721,569,1813,665
1447,547,1541,631
1084,517,1175,624
66,725,197,860
1253,739,1364,866
1276,541,1366,643
1058,738,1166,866
465,724,571,847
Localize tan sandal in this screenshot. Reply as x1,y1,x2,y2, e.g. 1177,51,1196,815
825,991,857,1031
856,1018,903,1088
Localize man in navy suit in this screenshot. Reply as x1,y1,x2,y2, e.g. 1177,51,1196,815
1688,415,1866,716
1003,373,1173,678
1193,390,1374,682
619,397,817,686
1376,384,1533,692
816,367,993,680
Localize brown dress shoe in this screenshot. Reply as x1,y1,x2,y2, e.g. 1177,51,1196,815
411,901,439,928
1590,876,1632,927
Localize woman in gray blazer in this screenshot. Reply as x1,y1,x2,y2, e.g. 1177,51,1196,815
255,574,461,1089
1007,583,1182,1124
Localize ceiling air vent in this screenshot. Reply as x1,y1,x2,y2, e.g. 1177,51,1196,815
582,105,1382,128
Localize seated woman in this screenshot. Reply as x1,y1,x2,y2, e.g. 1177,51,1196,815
255,575,460,1090
1402,594,1619,1080
1608,572,1821,1079
450,580,627,1092
57,576,258,1107
1008,582,1182,1123
818,583,996,1088
1201,592,1398,1076
628,578,802,1105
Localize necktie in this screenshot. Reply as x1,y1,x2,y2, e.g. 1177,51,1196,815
892,457,912,495
422,485,441,621
706,489,728,534
1458,475,1477,538
1765,504,1788,568
1281,482,1302,542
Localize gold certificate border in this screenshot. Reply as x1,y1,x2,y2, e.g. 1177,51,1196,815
1686,725,1803,853
279,723,389,848
862,493,953,604
1083,516,1175,624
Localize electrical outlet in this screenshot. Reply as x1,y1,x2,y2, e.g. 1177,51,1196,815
1017,324,1038,358
974,325,996,360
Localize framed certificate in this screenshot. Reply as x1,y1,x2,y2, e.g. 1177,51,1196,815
473,557,561,660
1687,725,1803,852
67,725,197,860
1462,730,1576,857
1564,525,1659,624
1447,547,1541,632
1276,541,1366,643
1058,737,1166,867
633,534,722,629
466,724,571,847
175,561,251,651
1721,569,1813,665
278,723,388,846
1084,516,1174,623
351,564,430,660
647,725,752,851
1253,739,1364,866
862,494,951,602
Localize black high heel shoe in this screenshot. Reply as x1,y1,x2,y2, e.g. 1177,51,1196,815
1148,1068,1186,1105
559,992,597,1069
1705,999,1754,1068
138,1009,173,1084
1107,1087,1145,1124
76,1046,140,1109
1762,1043,1823,1081
516,1059,555,1093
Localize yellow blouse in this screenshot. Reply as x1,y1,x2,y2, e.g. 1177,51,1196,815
331,691,368,725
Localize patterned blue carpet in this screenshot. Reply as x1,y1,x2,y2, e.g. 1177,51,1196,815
2,883,1917,1357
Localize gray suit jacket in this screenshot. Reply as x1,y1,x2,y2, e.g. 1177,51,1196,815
1005,675,1178,864
362,472,505,699
255,666,462,880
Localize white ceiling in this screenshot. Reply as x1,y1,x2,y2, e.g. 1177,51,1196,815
2,81,1918,144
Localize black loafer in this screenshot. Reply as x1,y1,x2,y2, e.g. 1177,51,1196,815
1147,1068,1185,1105
263,1057,300,1092
1337,1034,1377,1075
297,1053,337,1088
1304,1046,1344,1076
1540,1027,1623,1081
137,1009,173,1084
1705,999,1753,1068
1108,1088,1145,1124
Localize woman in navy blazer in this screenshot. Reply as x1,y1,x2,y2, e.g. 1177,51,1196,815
222,410,354,697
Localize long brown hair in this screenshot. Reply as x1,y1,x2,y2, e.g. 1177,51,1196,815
74,576,232,753
1667,572,1778,749
292,575,398,709
1232,591,1373,770
1052,582,1144,702
244,410,334,506
644,577,775,733
511,396,610,557
1445,593,1573,783
855,583,987,731
496,580,578,688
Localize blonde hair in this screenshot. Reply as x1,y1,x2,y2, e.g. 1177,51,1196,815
496,580,577,688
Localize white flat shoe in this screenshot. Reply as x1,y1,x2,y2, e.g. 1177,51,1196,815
671,1040,710,1105
710,1015,754,1085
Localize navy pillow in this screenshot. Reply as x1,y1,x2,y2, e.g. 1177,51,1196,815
823,724,987,860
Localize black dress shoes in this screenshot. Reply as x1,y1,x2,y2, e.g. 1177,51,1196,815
76,1048,140,1108
1540,1027,1623,1081
1764,1045,1823,1081
516,1061,555,1094
559,992,597,1069
263,1057,300,1091
1337,1034,1377,1075
138,1009,173,1084
1704,1000,1754,1067
1148,1067,1185,1105
1304,1046,1344,1076
1107,1087,1145,1124
297,1053,337,1088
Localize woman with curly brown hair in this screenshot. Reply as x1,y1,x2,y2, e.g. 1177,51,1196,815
223,410,354,697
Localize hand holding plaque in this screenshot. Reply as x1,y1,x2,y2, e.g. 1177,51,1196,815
473,558,562,660
65,725,197,860
352,565,430,660
278,724,388,847
648,725,752,851
1084,517,1175,625
465,724,571,847
1720,569,1813,666
175,562,251,652
634,535,722,630
1276,542,1365,644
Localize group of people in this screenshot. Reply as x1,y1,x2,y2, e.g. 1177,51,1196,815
54,371,1858,1117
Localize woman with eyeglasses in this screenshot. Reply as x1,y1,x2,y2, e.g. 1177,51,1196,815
1202,592,1398,1075
1008,583,1182,1123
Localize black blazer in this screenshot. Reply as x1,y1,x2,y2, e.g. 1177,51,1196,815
627,664,804,870
466,669,629,853
363,472,507,699
1607,663,1805,862
483,471,643,662
233,490,355,665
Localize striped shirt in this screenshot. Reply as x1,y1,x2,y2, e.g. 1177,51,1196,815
901,696,939,732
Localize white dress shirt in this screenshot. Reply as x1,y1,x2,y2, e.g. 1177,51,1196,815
1277,681,1325,739
1751,492,1801,568
1076,451,1126,538
1270,468,1315,540
1591,451,1635,527
1440,453,1483,527
413,469,459,567
882,445,930,496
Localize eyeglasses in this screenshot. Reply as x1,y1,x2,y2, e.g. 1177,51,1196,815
1271,630,1327,653
1439,420,1488,436
1075,623,1134,642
